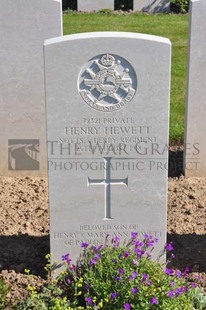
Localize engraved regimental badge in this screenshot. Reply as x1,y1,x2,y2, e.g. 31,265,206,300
78,54,137,112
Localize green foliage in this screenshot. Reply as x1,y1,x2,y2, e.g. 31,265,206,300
0,277,10,309
97,8,114,15
16,235,205,309
58,236,195,309
16,282,70,310
170,0,189,14
191,287,206,310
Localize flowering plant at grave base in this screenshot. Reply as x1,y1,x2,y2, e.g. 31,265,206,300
57,234,198,310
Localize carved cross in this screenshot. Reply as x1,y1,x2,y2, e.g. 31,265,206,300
88,157,128,220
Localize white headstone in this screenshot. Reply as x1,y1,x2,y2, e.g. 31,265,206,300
184,0,206,177
133,0,170,12
0,0,62,176
44,32,171,269
78,0,114,12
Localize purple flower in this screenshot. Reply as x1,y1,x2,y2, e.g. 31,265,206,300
124,303,131,310
165,268,173,276
146,281,152,286
169,280,175,287
143,233,150,239
114,275,120,282
66,278,71,285
112,235,120,248
175,270,181,278
112,235,120,243
167,290,175,298
146,239,154,247
61,253,71,264
119,268,124,275
89,259,97,266
134,240,143,247
165,242,174,252
81,242,89,248
190,282,196,288
69,264,75,271
134,248,145,258
141,273,148,281
94,253,100,259
175,287,187,296
131,286,138,295
91,245,97,251
96,244,103,250
183,266,190,275
175,288,181,296
150,297,158,305
86,296,93,305
111,292,117,300
124,251,130,258
90,255,99,264
131,232,138,239
61,254,67,261
194,274,201,281
129,271,137,280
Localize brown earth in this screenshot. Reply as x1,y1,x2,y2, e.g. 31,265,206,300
0,169,206,307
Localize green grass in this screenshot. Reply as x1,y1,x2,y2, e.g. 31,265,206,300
63,13,189,142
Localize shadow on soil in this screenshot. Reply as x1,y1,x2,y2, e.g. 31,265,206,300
0,235,49,277
167,233,206,272
0,232,205,276
168,149,184,177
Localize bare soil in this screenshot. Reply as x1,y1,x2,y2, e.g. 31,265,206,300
0,172,206,307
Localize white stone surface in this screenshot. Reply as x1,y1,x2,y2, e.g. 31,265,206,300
78,0,114,11
44,32,171,270
0,0,62,176
133,0,170,12
184,0,206,177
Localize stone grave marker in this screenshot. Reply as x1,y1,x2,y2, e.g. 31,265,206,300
44,32,171,269
0,0,62,176
133,0,170,12
78,0,114,12
184,0,206,177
